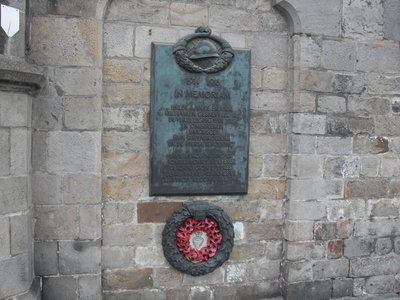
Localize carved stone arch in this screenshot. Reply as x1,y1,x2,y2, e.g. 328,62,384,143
272,0,302,34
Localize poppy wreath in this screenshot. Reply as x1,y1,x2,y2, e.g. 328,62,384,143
162,201,234,276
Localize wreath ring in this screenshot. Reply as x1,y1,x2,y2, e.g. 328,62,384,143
172,27,235,74
162,201,234,276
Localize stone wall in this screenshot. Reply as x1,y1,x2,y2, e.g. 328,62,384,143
101,1,289,299
0,0,398,299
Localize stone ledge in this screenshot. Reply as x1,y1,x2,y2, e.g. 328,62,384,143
0,55,44,93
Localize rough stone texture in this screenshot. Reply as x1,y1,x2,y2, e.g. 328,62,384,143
103,269,153,290
59,241,101,274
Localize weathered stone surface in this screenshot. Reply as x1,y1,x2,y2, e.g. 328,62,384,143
231,243,264,261
366,275,398,294
78,275,102,300
246,179,286,200
0,254,31,299
290,155,322,179
367,74,400,95
103,202,135,225
237,281,280,299
317,137,352,155
102,153,147,177
135,26,178,58
32,96,63,130
30,17,100,66
317,96,346,113
332,278,353,298
107,0,169,24
286,280,332,300
46,0,97,16
0,176,27,214
104,23,134,58
324,157,360,179
246,260,281,281
61,173,101,204
0,217,10,259
285,221,314,241
42,276,77,300
170,3,208,26
348,96,391,116
263,155,287,178
135,246,165,267
344,238,374,258
209,6,260,31
370,199,400,218
293,35,321,68
34,241,58,276
153,268,182,289
10,128,29,176
291,135,315,154
262,68,287,90
332,73,365,94
103,107,146,131
357,42,400,73
103,178,146,202
326,199,365,222
327,240,343,259
34,206,79,240
246,33,288,68
137,202,183,223
292,114,326,134
245,222,282,240
103,59,141,83
322,40,356,71
55,67,101,96
342,0,384,39
293,92,316,113
189,286,213,300
79,205,101,239
286,241,325,261
360,157,379,177
375,116,400,136
104,84,150,106
0,92,29,127
299,70,333,93
31,173,59,205
103,268,153,290
350,256,400,277
251,91,288,112
59,240,101,274
0,128,10,176
290,180,343,201
384,0,400,41
327,116,374,137
46,131,101,173
64,97,102,130
102,246,134,269
103,224,152,246
353,136,388,154
375,238,393,256
284,260,313,282
10,214,29,255
354,219,400,238
346,179,389,199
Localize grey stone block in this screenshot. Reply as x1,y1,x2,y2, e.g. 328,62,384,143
370,198,399,217
59,240,101,275
326,199,365,222
367,74,400,95
332,278,353,298
375,115,400,136
366,275,397,294
0,254,31,299
189,286,213,300
103,107,146,131
290,155,322,179
103,202,135,225
286,241,325,261
182,267,223,286
344,238,374,258
32,173,60,205
342,0,384,39
34,206,79,240
290,179,343,201
42,276,78,300
284,220,314,241
10,128,29,176
103,130,149,154
0,176,27,214
350,256,400,277
55,68,101,96
292,114,326,135
322,40,356,71
381,157,400,177
327,116,374,137
299,70,333,93
103,224,152,247
32,96,63,130
34,241,58,276
291,135,316,154
284,260,313,282
0,128,10,176
346,179,390,199
286,280,332,300
287,199,326,220
357,42,400,73
313,259,349,280
263,155,287,178
64,97,102,130
107,0,169,24
10,213,29,255
360,157,379,177
348,96,391,116
46,0,97,17
104,23,134,58
394,237,400,254
61,173,101,204
46,131,101,173
0,92,30,127
101,246,134,269
251,91,289,112
210,5,260,31
30,16,100,66
375,238,393,256
293,35,321,68
293,92,316,112
170,3,208,27
354,219,400,238
324,157,360,179
135,246,165,267
317,96,346,113
134,26,178,58
246,33,288,68
31,131,47,172
0,217,10,259
250,134,287,155
79,205,101,239
332,73,365,94
353,136,388,155
384,0,400,41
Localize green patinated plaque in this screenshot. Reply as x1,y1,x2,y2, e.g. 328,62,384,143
150,27,250,195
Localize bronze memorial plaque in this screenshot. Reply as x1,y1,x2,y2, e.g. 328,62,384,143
150,27,250,195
